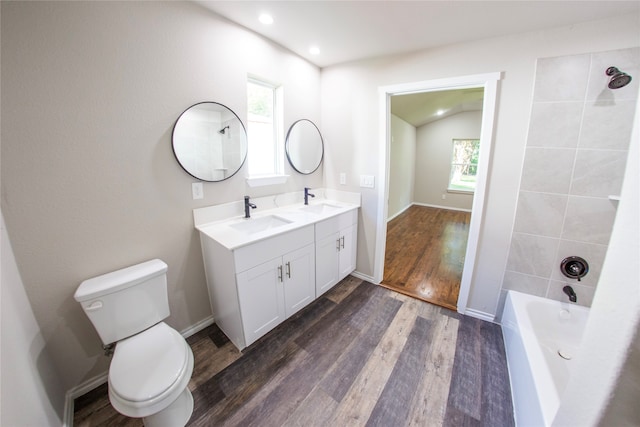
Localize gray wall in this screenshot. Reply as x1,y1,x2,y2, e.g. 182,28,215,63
321,14,639,315
388,114,415,219
1,0,322,396
414,111,481,211
501,47,639,308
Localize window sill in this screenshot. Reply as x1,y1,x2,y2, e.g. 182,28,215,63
246,174,290,187
447,188,475,195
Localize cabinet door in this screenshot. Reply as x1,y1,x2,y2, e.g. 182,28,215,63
338,224,358,281
283,243,315,318
236,258,285,347
315,232,340,296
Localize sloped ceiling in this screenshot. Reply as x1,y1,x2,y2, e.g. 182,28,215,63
195,1,640,68
391,88,484,127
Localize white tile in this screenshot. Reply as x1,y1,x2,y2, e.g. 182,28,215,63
506,232,559,277
534,54,590,102
520,147,575,193
579,100,637,150
562,196,617,244
502,271,548,297
514,191,567,237
527,102,583,148
570,149,627,197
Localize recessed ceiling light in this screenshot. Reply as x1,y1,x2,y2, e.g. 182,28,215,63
436,109,445,116
259,13,273,25
309,46,320,55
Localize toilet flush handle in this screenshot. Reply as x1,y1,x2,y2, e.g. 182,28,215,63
85,300,103,312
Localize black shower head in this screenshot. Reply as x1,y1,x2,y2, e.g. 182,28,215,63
219,125,230,134
606,66,632,89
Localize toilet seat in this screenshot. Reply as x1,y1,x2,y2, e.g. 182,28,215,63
108,322,194,418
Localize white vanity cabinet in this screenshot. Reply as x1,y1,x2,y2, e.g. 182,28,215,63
315,209,358,296
236,241,315,347
200,224,315,350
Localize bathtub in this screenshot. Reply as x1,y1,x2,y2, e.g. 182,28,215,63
501,290,590,426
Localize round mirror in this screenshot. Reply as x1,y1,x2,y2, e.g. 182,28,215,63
285,119,324,174
172,102,248,182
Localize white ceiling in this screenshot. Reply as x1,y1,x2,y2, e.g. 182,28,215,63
195,1,638,126
195,1,639,69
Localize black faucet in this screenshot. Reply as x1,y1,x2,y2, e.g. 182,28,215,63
563,285,577,303
244,196,256,218
304,187,315,205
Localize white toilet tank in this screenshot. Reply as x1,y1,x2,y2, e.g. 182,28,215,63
74,259,170,345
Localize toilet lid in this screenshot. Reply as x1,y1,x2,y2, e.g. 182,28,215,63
109,322,189,403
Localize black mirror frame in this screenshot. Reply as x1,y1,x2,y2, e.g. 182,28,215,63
285,119,324,175
171,101,248,182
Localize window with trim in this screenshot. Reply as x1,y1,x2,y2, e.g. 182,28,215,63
448,139,480,193
247,78,283,178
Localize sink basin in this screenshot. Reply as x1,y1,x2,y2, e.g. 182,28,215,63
229,215,293,234
300,203,341,215
278,211,314,222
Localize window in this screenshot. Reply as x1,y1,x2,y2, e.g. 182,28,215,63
247,78,284,181
448,139,480,193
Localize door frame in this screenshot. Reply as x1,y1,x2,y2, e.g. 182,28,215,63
375,72,501,315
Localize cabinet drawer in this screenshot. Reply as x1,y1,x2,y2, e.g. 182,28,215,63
315,209,358,240
234,225,314,272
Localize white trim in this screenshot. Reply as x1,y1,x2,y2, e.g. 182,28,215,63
63,372,108,427
464,308,496,323
62,315,215,427
446,189,474,195
376,72,502,313
412,202,472,213
179,315,215,338
387,203,413,222
350,270,376,283
246,174,289,187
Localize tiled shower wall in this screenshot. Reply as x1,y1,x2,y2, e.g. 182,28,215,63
501,47,639,307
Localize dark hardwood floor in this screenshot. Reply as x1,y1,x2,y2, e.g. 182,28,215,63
73,276,513,427
382,205,471,310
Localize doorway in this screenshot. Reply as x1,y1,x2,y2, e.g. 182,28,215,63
381,88,483,310
375,73,501,315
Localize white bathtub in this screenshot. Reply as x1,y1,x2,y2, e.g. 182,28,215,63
501,290,590,426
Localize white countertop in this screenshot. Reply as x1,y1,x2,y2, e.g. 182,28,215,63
194,189,360,250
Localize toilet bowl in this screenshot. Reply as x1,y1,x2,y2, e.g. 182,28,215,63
108,322,194,426
74,259,195,426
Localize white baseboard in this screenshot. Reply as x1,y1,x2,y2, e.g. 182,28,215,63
413,202,472,213
179,315,215,338
62,315,215,427
350,270,377,284
63,372,108,427
387,203,412,222
464,308,496,323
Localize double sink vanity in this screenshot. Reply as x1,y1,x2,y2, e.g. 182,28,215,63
194,189,360,350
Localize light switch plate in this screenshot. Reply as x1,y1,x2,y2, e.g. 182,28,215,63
192,182,203,200
360,175,375,188
340,173,346,185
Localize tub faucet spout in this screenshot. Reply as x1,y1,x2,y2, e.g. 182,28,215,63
563,285,577,303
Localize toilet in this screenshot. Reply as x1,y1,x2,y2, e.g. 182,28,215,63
74,259,194,427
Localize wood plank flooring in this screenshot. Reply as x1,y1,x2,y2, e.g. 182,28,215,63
382,205,471,310
73,276,513,427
